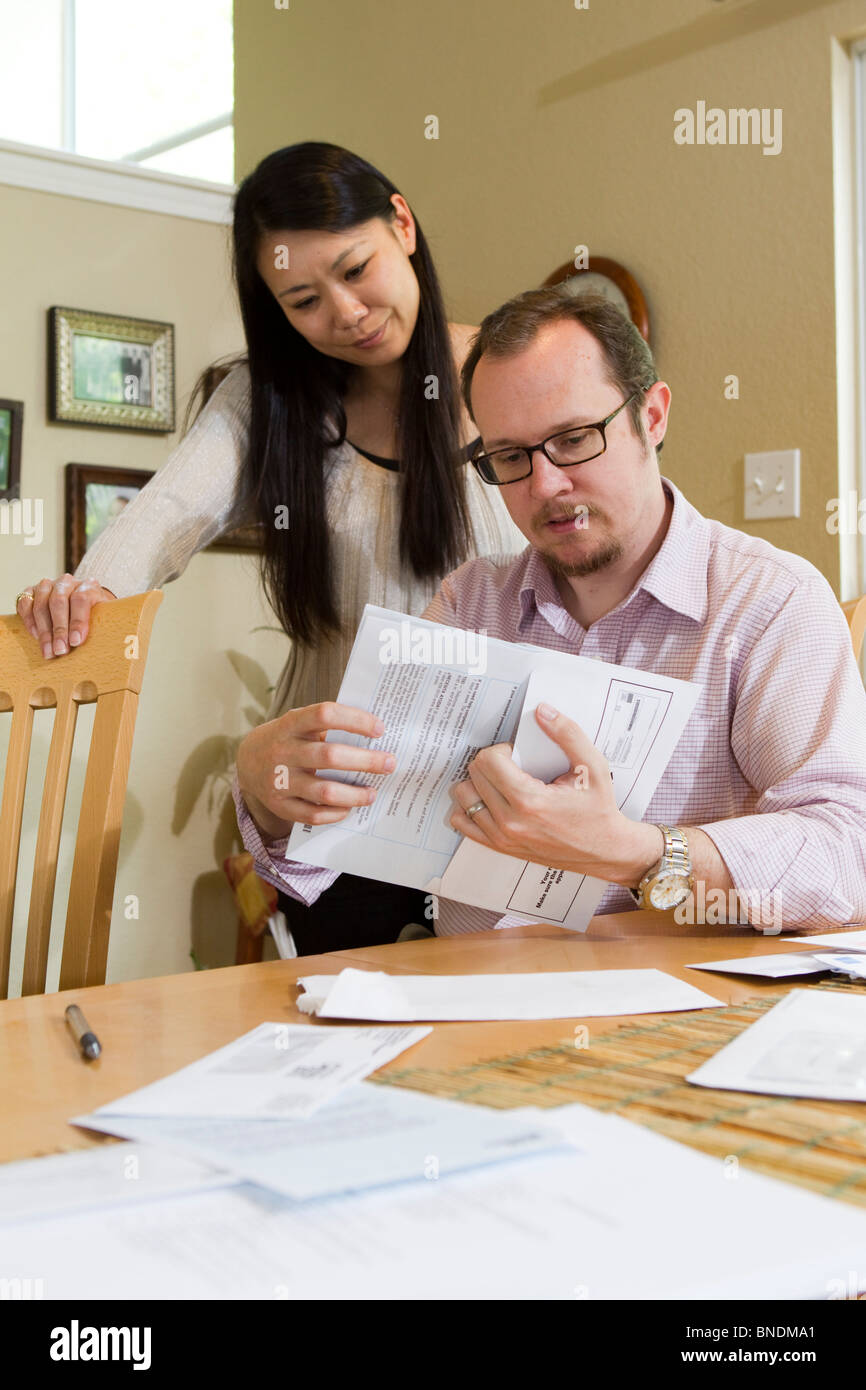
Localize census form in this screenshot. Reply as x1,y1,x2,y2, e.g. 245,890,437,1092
287,605,700,929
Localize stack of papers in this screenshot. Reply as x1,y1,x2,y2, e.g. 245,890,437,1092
295,967,723,1021
3,1097,866,1299
67,1020,566,1200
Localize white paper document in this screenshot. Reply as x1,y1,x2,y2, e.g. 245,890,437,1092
5,1099,866,1299
0,1142,235,1227
91,1022,430,1121
811,953,866,980
296,966,723,1021
73,1083,567,1201
286,605,700,931
688,989,866,1101
783,929,866,949
687,953,831,979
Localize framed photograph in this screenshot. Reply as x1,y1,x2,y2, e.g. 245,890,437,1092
49,307,175,433
542,256,651,344
65,463,154,572
0,398,23,500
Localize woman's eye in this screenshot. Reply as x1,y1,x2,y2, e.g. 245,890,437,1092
346,260,369,280
292,297,317,310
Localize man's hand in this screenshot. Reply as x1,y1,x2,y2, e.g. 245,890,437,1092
449,701,663,887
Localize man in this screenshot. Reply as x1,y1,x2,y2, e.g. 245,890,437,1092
235,288,866,935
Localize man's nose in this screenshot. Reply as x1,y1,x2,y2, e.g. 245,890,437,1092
526,448,574,499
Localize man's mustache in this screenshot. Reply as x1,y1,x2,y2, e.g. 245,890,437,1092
537,502,597,527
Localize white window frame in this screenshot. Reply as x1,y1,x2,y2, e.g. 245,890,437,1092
0,0,234,223
0,137,233,223
853,39,866,600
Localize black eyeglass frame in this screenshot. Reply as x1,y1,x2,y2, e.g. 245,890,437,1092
470,392,639,486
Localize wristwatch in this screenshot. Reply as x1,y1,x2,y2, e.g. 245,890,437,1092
630,825,693,911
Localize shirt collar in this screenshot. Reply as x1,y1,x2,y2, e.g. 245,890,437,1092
519,477,710,631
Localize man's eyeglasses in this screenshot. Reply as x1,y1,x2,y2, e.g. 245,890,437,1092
470,394,638,487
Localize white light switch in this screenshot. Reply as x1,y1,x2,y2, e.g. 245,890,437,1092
744,450,800,520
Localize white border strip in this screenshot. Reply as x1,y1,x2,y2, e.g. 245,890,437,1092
0,137,234,224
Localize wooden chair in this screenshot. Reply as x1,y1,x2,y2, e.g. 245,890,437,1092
0,592,163,997
843,594,866,663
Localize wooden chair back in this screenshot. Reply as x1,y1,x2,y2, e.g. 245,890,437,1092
843,594,866,664
0,592,162,997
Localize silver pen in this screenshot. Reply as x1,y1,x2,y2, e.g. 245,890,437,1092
65,1004,102,1061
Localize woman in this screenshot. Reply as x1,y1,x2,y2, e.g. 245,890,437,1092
15,142,525,952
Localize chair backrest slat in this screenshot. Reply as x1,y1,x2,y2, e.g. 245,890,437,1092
60,688,139,991
0,701,35,997
20,689,79,997
0,592,162,998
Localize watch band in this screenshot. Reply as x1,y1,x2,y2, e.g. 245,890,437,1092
630,824,693,907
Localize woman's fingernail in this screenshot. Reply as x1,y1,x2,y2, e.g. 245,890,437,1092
537,702,557,720
69,632,81,647
384,755,396,770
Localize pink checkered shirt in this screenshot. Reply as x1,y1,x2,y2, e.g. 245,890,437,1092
233,479,866,933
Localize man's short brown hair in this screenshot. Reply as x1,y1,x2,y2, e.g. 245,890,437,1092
460,286,662,451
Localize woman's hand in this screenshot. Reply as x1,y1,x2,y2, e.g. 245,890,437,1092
16,577,117,658
236,701,396,839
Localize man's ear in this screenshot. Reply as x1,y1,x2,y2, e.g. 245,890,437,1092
644,380,671,450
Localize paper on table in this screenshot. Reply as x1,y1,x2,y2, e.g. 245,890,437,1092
73,1083,567,1201
92,1021,430,1121
296,966,723,1021
439,665,700,930
0,1142,235,1227
782,929,866,949
686,953,830,979
811,953,866,980
7,1098,866,1299
688,988,866,1101
285,605,700,930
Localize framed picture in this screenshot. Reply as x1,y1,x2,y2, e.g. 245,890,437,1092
65,463,154,572
542,256,651,344
49,307,175,433
207,521,265,552
0,398,23,500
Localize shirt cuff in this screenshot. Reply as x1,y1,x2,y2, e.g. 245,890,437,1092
699,813,858,931
231,778,339,907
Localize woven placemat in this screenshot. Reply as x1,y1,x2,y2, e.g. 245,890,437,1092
371,976,866,1207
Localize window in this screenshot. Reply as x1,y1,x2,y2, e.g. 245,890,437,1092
854,40,866,602
0,0,234,186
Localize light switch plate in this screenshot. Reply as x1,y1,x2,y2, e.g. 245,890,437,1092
744,450,800,520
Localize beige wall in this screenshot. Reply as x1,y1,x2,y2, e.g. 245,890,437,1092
235,0,866,588
0,183,285,991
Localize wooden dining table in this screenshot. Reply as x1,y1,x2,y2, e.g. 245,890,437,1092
0,909,851,1167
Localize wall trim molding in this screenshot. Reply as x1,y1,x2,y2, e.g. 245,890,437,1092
0,138,234,224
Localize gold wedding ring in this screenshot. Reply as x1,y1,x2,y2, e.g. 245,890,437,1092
466,800,486,819
15,589,35,607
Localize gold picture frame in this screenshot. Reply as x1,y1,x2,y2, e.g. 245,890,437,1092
49,306,176,433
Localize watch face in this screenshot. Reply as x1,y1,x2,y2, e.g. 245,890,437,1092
649,875,691,911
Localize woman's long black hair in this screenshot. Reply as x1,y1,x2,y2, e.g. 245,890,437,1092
229,141,474,647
